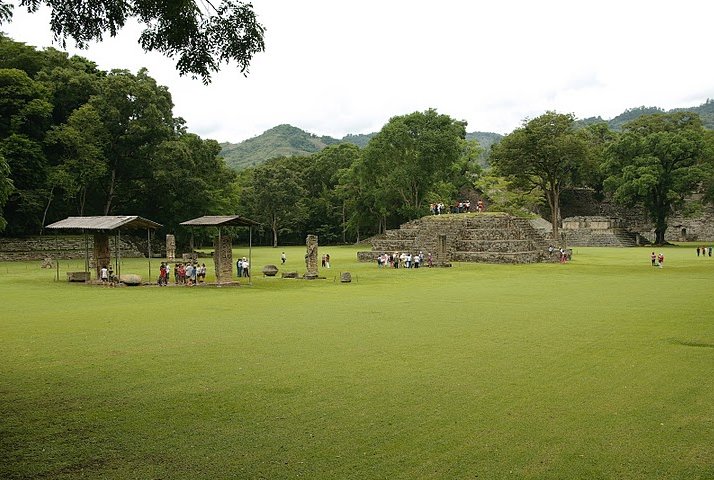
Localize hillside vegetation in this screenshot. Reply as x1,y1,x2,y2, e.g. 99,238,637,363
220,100,714,171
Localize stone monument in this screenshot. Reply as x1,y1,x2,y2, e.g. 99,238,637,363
166,234,176,261
213,235,233,284
304,234,319,279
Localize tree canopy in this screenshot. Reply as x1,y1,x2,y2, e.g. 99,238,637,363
0,0,265,83
490,111,589,240
603,112,712,244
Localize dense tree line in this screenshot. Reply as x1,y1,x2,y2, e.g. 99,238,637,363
1,36,712,247
0,35,237,238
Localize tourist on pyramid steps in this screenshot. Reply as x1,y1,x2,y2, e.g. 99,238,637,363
651,251,656,267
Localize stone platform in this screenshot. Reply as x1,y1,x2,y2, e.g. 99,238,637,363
358,213,556,265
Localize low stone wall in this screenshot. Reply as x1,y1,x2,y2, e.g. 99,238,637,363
0,235,144,261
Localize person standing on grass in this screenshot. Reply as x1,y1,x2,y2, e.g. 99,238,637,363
697,246,700,257
651,251,657,267
325,253,331,269
658,252,664,268
237,258,243,278
242,257,250,277
100,265,108,283
281,252,286,264
709,246,712,257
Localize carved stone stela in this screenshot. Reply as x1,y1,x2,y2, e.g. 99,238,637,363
166,234,176,261
304,234,318,279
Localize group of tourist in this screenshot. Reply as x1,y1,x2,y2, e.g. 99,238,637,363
99,265,115,284
548,245,572,263
236,257,250,277
429,200,485,215
696,246,713,257
377,251,433,269
650,252,665,268
159,261,206,286
321,253,331,268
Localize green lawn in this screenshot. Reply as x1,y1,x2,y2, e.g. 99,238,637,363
1,245,713,479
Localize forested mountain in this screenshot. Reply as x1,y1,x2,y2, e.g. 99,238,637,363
220,126,503,170
220,99,714,171
219,124,341,170
578,100,714,130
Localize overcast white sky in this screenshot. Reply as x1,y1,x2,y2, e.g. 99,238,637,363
3,1,714,143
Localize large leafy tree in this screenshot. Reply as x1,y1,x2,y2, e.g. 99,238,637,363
0,0,265,83
490,111,589,240
294,143,361,244
239,157,307,247
361,109,466,228
603,112,711,244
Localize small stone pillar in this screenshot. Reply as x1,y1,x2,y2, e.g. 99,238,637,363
213,235,233,284
304,234,318,279
93,233,111,279
166,234,176,261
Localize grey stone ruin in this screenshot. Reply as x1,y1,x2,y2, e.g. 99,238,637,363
213,235,233,284
166,234,176,261
304,234,319,279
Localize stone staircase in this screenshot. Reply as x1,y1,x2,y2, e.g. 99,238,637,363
358,213,556,264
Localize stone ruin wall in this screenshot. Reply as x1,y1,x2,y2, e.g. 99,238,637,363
0,235,144,261
560,188,714,242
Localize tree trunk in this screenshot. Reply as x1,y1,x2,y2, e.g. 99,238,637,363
40,186,55,235
272,218,278,248
104,168,116,215
546,187,560,242
654,206,668,244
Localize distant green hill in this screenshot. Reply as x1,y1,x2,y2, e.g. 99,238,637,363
219,124,341,170
578,100,714,130
219,101,714,170
219,126,503,170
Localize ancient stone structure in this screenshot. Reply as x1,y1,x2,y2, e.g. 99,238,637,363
561,216,641,247
166,234,176,261
41,257,54,268
0,235,143,262
358,213,555,264
281,271,299,278
559,187,714,242
340,272,352,283
305,234,319,279
262,264,279,276
119,274,142,286
93,233,111,279
213,235,233,284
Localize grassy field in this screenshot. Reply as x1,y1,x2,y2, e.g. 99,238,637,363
1,245,713,479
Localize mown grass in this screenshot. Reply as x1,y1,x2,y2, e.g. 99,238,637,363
1,245,713,479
